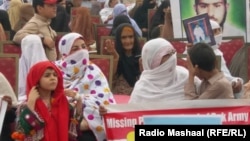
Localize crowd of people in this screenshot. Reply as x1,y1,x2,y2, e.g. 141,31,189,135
0,0,249,141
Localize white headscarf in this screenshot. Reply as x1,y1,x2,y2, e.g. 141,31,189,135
18,35,48,103
55,32,116,141
210,20,223,51
129,38,189,103
58,32,83,57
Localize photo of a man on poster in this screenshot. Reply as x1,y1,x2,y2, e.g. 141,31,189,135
183,13,215,45
180,0,246,38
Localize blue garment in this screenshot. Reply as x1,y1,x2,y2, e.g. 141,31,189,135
108,3,142,37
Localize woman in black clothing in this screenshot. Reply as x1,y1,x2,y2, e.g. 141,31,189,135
133,0,156,39
150,0,170,32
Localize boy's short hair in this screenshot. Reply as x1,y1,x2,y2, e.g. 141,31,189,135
188,42,216,72
33,0,57,13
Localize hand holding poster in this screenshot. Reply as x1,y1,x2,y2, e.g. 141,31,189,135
182,13,216,46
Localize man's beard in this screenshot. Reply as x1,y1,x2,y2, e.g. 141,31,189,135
219,11,227,30
195,10,227,30
209,10,227,30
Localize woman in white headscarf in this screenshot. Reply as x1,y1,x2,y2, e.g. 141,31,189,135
18,32,116,141
129,38,189,103
55,32,116,141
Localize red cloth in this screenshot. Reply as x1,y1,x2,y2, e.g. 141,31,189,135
26,61,69,141
113,94,130,104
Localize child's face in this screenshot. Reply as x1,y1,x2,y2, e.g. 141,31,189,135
38,4,57,19
69,38,87,55
39,68,58,91
121,27,134,51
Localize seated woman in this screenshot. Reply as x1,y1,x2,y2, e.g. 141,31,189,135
55,32,116,141
133,0,157,38
104,23,141,95
12,61,82,141
99,38,200,114
151,0,173,40
17,32,116,141
129,38,189,103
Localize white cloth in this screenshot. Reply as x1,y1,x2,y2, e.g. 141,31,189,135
18,35,48,103
99,0,121,23
0,72,18,106
223,22,246,40
129,38,189,103
193,26,205,42
99,7,113,23
0,0,9,10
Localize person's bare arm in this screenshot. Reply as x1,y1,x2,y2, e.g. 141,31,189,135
160,7,174,40
13,22,39,44
104,39,119,76
184,55,199,99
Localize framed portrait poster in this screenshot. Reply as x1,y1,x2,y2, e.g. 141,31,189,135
183,13,215,46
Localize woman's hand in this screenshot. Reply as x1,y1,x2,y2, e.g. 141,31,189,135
99,105,107,116
104,39,115,53
64,89,77,98
80,119,89,131
104,39,117,55
2,95,12,111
